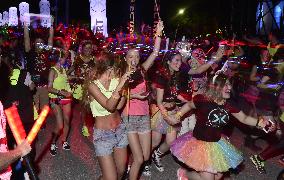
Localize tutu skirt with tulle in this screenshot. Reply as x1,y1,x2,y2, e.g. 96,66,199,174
170,132,243,173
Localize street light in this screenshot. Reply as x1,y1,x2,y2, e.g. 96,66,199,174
178,9,185,15
175,8,185,42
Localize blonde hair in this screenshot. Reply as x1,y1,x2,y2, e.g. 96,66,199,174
205,73,229,103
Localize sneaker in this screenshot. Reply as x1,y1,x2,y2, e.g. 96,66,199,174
121,165,130,180
82,125,90,137
126,164,131,175
142,165,151,176
250,155,266,174
177,168,188,180
151,149,164,172
50,143,58,156
279,156,284,166
62,141,71,150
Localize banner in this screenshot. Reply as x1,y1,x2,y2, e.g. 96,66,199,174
90,0,108,36
129,0,135,34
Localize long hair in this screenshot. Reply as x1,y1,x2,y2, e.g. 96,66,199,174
159,50,181,82
205,73,229,103
82,51,115,108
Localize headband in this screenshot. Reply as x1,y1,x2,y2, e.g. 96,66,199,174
212,74,218,84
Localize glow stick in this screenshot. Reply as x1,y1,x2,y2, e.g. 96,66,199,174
4,105,26,144
4,105,39,180
27,105,50,144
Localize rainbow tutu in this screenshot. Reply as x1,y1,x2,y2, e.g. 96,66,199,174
170,132,243,173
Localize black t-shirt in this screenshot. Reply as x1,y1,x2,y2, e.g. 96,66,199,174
153,71,179,103
26,50,51,86
193,94,240,142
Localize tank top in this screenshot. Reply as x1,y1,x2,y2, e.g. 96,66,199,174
122,80,149,116
90,78,119,117
49,67,71,98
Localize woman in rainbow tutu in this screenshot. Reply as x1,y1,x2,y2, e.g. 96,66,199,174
170,73,272,180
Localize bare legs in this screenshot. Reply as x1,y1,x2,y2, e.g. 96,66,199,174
51,103,71,143
152,130,177,153
128,132,151,180
98,147,127,180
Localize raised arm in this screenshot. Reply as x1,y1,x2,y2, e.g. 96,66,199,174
142,20,164,71
188,60,216,75
48,16,54,47
24,22,31,52
188,46,225,75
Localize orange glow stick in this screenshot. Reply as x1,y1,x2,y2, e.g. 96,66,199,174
26,105,50,144
4,105,26,145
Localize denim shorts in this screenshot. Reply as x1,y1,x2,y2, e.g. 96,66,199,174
122,115,150,134
93,123,128,156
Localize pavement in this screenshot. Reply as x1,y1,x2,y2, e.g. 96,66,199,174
34,105,283,180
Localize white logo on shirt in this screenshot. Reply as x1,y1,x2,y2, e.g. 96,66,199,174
207,108,229,127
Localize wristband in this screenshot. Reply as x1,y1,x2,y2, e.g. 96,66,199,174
176,111,182,120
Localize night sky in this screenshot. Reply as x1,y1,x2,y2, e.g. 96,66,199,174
0,0,258,37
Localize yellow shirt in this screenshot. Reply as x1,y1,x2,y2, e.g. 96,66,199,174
48,67,71,98
90,78,119,117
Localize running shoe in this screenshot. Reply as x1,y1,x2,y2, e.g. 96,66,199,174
151,149,164,172
142,164,151,176
62,141,71,151
50,143,58,156
250,155,266,174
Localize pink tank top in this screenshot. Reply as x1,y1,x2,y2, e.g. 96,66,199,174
122,80,149,116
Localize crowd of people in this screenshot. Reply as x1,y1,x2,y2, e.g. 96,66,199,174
0,17,283,180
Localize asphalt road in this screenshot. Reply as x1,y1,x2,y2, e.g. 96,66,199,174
34,105,283,180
